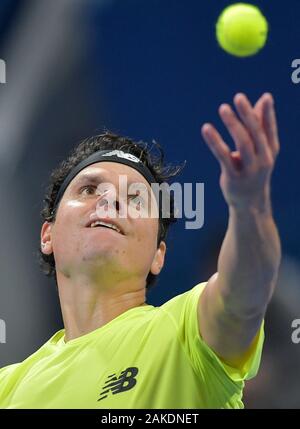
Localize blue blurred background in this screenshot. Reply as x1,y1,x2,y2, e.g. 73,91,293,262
0,0,300,408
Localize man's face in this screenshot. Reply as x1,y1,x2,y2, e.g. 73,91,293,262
41,162,166,289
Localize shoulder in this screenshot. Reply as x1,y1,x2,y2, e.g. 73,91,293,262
159,282,208,323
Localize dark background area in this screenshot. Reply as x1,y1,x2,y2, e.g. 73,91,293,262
0,0,299,408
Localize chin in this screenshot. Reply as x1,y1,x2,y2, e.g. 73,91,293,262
81,246,118,263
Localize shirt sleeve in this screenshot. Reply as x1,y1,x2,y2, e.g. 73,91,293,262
0,363,20,400
162,281,265,384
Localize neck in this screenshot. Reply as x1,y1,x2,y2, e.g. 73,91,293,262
56,271,147,342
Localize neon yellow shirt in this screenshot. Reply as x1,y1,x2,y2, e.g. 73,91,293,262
0,282,264,409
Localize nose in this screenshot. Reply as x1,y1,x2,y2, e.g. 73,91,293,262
97,196,120,211
95,188,122,217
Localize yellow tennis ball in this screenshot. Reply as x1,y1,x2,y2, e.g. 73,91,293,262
216,3,268,57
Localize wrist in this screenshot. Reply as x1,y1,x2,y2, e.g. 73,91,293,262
228,198,273,218
228,187,273,217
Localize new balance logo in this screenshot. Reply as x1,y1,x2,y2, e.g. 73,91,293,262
98,367,139,401
104,150,140,163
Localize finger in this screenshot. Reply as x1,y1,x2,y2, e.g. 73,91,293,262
218,103,255,167
253,94,265,127
254,93,280,159
201,123,234,172
233,93,271,160
261,93,280,157
230,151,243,171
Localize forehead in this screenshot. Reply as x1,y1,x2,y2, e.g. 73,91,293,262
70,161,151,189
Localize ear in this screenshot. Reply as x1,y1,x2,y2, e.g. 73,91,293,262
150,241,166,276
40,221,53,255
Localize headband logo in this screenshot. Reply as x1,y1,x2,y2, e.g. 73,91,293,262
103,150,140,163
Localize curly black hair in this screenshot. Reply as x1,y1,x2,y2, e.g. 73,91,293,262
38,130,185,290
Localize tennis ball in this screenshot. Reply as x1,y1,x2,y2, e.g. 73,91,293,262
216,3,268,57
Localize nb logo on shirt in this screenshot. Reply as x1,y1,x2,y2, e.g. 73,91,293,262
98,367,138,401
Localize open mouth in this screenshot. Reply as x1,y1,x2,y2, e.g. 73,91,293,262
89,220,123,234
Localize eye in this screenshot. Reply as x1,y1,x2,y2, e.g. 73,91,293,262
80,185,96,196
128,191,143,204
128,194,140,202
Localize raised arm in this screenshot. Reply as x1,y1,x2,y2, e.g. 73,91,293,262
199,92,281,367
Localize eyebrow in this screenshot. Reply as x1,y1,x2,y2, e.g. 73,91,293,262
73,173,106,186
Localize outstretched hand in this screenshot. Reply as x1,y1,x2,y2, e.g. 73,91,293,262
201,93,280,212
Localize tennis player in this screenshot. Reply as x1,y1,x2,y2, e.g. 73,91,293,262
0,92,281,408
